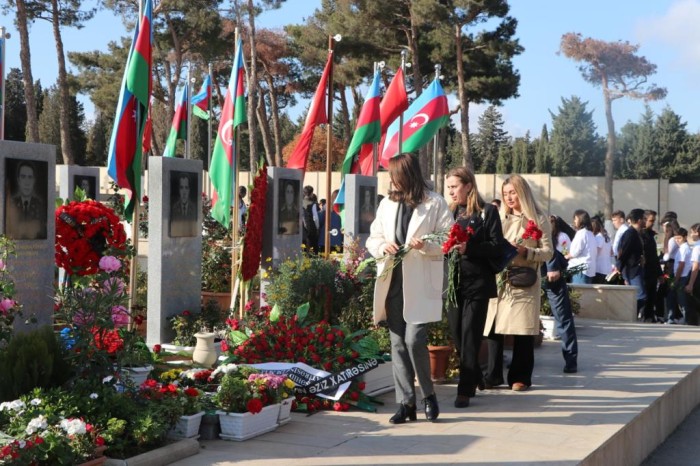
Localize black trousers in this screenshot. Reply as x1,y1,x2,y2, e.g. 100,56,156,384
485,330,535,387
643,276,658,320
448,296,488,397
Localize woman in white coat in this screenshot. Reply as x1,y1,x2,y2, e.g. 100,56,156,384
366,153,453,424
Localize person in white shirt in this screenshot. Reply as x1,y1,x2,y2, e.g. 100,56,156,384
611,210,628,259
566,209,597,284
592,217,613,283
671,228,692,324
662,219,681,322
684,223,700,326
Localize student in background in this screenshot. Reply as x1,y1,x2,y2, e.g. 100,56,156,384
671,228,692,325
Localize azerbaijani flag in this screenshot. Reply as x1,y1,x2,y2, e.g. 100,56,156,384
162,82,189,158
334,70,381,216
286,53,332,172
191,74,211,120
209,38,246,227
380,77,448,164
357,67,408,175
106,0,152,222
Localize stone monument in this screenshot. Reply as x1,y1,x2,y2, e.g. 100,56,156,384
146,156,202,345
57,165,101,201
0,141,56,331
343,174,378,250
262,167,303,268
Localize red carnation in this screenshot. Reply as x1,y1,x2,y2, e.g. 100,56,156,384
247,398,263,414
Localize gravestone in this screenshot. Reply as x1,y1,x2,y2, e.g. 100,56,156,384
262,167,303,269
343,174,378,250
0,141,56,331
57,165,101,201
146,156,202,345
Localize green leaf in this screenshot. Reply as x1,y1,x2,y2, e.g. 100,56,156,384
229,330,248,346
269,303,281,322
296,302,310,322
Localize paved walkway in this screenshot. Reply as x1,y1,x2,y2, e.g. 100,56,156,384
170,319,700,466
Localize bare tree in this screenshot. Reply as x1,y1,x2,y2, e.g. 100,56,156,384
560,33,666,219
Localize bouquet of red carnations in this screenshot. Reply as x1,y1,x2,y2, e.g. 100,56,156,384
442,223,474,308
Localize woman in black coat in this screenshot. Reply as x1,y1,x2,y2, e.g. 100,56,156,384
445,166,505,408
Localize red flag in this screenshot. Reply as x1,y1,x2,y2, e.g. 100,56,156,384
142,104,152,154
286,53,332,172
357,67,408,175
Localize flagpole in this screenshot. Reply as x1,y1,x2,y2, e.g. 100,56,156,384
230,28,241,316
432,64,441,186
186,65,192,159
372,61,379,176
398,50,407,156
207,62,213,197
324,34,341,258
0,27,8,140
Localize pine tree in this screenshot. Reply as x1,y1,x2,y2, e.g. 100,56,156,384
4,68,28,142
534,124,549,173
473,106,508,173
549,96,603,176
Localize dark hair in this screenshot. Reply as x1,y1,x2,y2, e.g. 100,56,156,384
491,199,501,207
644,209,657,220
612,210,625,220
239,186,247,197
16,160,36,180
676,227,688,238
303,185,314,196
573,209,592,231
690,223,700,234
550,215,575,246
388,153,428,208
628,208,645,224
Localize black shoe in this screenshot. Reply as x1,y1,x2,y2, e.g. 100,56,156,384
563,366,578,374
454,395,470,408
423,393,440,422
389,403,417,424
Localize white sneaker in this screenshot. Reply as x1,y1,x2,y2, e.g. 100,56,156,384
666,318,678,325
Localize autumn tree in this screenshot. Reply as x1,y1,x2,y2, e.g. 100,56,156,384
281,124,344,171
560,33,667,219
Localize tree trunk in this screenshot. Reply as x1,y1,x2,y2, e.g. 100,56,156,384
435,128,447,196
51,0,74,164
16,0,39,142
265,74,282,167
255,86,274,166
246,0,258,174
455,24,472,171
603,79,615,220
407,5,427,176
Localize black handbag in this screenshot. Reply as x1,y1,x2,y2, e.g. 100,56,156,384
506,266,538,288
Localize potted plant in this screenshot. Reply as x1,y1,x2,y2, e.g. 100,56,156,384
427,313,453,383
212,365,280,441
115,329,155,386
168,386,205,439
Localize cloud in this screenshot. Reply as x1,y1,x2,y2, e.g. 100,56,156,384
636,0,700,72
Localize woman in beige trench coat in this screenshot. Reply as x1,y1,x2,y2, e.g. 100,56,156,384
483,174,552,391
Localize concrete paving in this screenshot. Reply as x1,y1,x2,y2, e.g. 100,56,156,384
170,318,700,466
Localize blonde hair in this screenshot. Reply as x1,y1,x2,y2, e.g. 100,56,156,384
501,174,542,221
445,166,484,216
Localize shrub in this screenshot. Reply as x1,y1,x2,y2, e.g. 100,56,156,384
0,326,72,401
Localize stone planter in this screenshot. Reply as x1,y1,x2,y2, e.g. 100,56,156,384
217,404,280,441
201,291,232,312
277,398,294,425
104,438,199,466
168,411,205,439
540,315,558,340
360,359,394,396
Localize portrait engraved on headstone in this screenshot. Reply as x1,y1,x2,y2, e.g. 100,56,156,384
4,158,48,240
278,178,300,235
73,175,97,200
169,170,198,237
358,185,376,234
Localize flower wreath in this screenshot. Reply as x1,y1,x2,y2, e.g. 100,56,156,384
240,163,268,281
55,200,128,275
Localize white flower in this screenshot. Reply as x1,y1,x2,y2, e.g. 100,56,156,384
30,398,42,406
1,400,26,412
89,393,99,400
60,418,87,436
25,415,48,435
103,375,114,384
211,363,238,378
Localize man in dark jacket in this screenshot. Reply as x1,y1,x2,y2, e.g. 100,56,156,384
641,210,662,322
616,209,646,319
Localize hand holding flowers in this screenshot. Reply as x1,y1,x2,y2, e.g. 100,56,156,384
514,219,543,257
442,224,474,308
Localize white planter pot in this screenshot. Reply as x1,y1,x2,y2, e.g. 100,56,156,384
119,365,154,386
217,404,280,441
277,398,294,425
193,332,218,368
168,411,205,439
541,316,559,340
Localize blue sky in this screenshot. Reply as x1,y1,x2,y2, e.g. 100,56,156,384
2,0,700,138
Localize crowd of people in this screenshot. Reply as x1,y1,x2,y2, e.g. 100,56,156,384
362,153,699,424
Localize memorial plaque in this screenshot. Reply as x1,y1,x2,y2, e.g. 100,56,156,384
146,156,202,345
0,141,56,331
262,167,303,268
343,174,377,250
